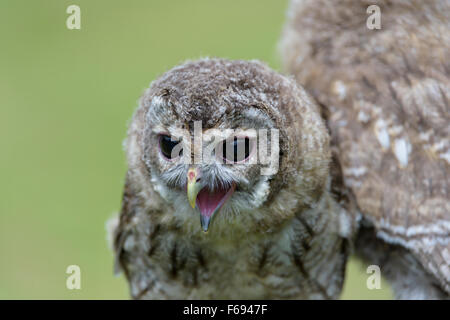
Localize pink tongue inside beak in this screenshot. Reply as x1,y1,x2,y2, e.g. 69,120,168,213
196,184,235,218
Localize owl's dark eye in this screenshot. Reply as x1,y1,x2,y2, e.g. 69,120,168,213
159,134,182,160
220,137,254,163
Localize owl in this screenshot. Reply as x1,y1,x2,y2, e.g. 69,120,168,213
280,0,449,299
112,58,357,299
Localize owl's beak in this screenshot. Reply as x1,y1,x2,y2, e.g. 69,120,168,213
186,167,236,232
187,167,205,209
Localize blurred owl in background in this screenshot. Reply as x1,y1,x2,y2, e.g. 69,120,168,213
111,0,449,299
280,0,449,298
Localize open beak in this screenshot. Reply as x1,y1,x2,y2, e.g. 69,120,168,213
187,167,205,209
186,167,236,232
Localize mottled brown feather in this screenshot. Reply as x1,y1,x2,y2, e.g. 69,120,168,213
281,0,450,296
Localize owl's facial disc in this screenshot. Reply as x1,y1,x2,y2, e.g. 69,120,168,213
187,167,236,232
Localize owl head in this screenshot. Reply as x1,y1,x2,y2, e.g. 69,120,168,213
126,59,330,235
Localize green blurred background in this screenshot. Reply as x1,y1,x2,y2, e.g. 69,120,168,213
0,0,392,299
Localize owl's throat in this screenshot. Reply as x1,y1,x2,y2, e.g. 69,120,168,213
196,183,235,232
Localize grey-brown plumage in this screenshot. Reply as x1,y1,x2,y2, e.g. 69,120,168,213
112,58,356,299
280,0,450,298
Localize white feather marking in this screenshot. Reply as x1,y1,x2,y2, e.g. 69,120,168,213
247,177,271,208
431,139,446,152
374,119,390,149
338,209,352,238
123,236,135,251
331,80,347,100
337,120,347,127
344,178,362,188
388,125,403,137
443,248,450,264
357,110,370,123
440,150,450,164
419,130,433,142
151,95,164,106
393,138,411,168
379,218,450,237
440,264,450,279
343,166,367,177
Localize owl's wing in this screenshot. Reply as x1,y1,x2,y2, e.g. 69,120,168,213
323,60,450,294
281,0,450,294
113,172,142,276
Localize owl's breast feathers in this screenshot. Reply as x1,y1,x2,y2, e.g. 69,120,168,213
113,177,354,299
